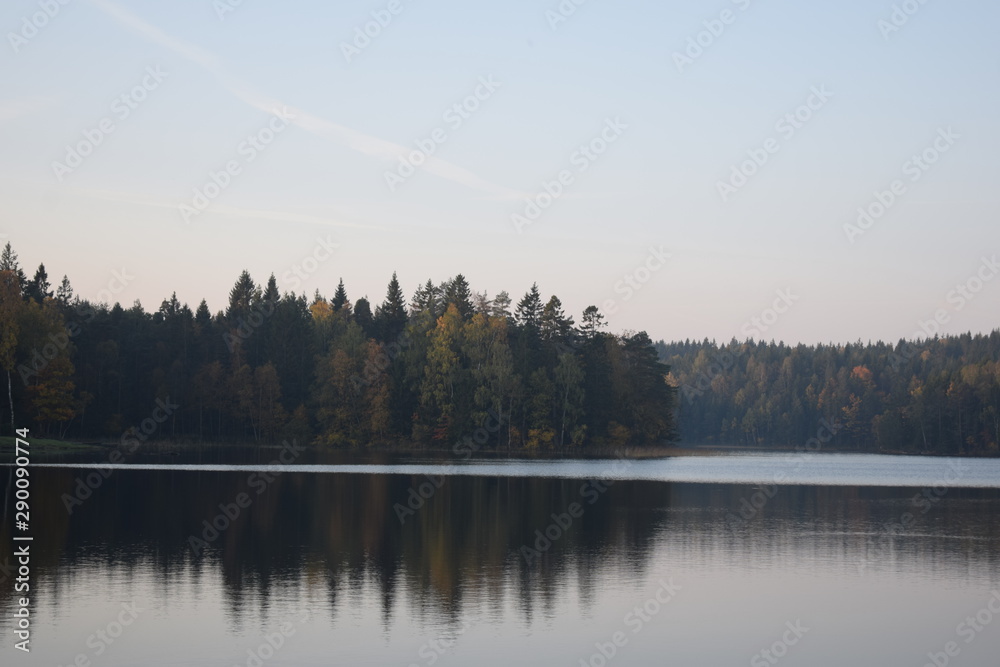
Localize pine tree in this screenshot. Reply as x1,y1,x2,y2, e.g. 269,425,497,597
56,275,74,305
490,291,512,321
195,299,212,328
541,295,574,343
618,332,676,443
262,274,280,306
25,263,52,303
472,291,490,315
259,274,281,366
581,305,606,339
332,279,348,312
158,292,180,318
377,272,408,342
226,270,257,322
354,297,374,338
515,283,543,331
410,279,442,318
444,274,473,319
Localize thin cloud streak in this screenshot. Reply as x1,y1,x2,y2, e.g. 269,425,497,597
87,0,524,200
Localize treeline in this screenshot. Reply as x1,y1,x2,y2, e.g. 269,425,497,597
658,334,1000,456
0,243,676,450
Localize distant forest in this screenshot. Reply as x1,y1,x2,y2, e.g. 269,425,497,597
0,243,674,451
660,334,1000,456
1,242,997,456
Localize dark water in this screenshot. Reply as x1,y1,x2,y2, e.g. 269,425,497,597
2,456,999,666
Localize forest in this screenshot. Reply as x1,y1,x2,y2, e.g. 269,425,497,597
1,241,997,456
660,333,1000,455
0,243,675,451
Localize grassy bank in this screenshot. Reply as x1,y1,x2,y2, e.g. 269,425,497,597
0,436,106,454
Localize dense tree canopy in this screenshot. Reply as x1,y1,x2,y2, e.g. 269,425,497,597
5,241,994,456
659,336,1000,455
0,243,676,450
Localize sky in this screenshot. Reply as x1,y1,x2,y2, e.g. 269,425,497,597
1,0,998,345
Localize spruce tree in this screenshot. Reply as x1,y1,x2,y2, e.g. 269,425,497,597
540,295,574,343
444,274,473,319
25,263,52,302
354,297,374,337
377,272,408,341
332,279,348,312
227,270,257,322
515,283,543,331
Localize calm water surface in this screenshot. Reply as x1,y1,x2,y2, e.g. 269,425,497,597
1,454,999,666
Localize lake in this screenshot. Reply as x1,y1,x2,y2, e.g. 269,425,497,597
2,453,999,666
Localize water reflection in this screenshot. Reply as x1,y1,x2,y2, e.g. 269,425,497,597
1,469,998,665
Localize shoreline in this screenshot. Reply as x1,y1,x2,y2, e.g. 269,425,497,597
3,436,997,460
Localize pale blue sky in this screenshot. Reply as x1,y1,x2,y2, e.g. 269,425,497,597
1,0,998,344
